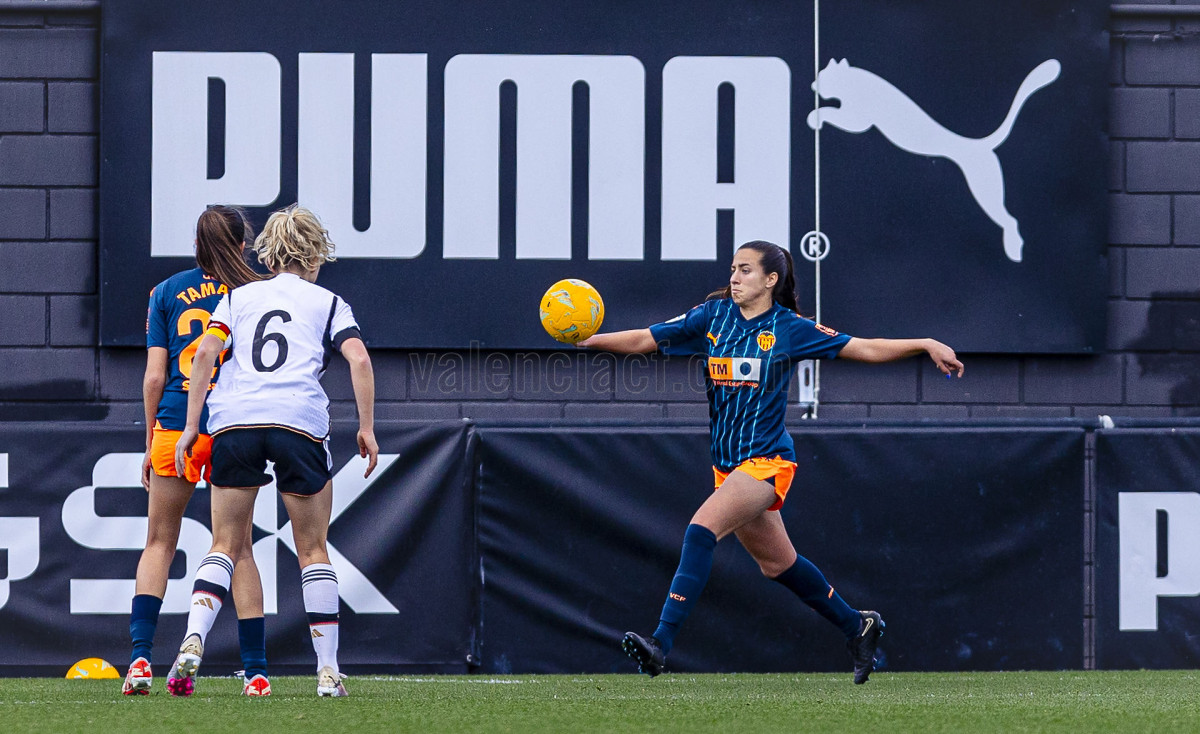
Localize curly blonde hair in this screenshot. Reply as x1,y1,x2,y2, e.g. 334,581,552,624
254,205,337,274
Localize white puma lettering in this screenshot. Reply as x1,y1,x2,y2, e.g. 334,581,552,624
808,58,1061,263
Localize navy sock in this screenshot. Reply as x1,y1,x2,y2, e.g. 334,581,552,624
772,556,862,638
238,617,268,680
652,524,718,655
129,594,163,664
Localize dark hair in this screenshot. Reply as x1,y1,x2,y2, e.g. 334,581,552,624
707,240,800,313
195,205,263,289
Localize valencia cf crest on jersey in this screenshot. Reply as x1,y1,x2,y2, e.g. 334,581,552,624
756,331,776,351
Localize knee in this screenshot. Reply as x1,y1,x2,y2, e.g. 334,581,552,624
760,560,792,579
293,541,329,568
758,550,798,579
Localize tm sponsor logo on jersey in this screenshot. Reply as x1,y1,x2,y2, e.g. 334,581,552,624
708,357,761,387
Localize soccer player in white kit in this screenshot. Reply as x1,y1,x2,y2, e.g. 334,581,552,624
169,205,379,698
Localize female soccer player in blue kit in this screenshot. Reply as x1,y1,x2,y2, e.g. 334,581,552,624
124,206,269,697
579,240,964,682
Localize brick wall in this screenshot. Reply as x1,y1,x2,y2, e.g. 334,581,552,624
0,5,98,420
0,3,1196,423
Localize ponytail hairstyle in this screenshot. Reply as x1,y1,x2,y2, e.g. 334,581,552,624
706,240,800,314
254,204,336,274
195,205,263,289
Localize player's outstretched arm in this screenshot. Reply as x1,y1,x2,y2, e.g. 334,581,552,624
341,337,379,478
578,328,657,354
839,337,964,377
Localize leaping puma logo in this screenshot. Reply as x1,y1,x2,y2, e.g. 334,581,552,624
807,58,1061,263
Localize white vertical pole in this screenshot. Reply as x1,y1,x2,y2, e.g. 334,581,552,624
812,0,822,419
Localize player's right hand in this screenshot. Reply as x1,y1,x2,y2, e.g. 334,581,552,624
358,429,379,478
174,427,198,477
141,450,153,492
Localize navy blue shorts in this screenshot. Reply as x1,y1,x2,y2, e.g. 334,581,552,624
210,427,332,496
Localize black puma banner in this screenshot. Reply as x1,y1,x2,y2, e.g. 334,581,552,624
100,0,1107,351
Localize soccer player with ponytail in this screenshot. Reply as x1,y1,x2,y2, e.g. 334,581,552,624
579,240,964,682
170,204,378,698
125,206,269,697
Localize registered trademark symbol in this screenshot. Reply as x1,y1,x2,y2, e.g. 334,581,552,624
798,231,830,262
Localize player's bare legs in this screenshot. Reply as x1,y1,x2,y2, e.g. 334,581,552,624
232,519,263,617
733,510,798,577
736,500,883,684
168,485,261,697
280,481,333,567
125,473,194,694
625,472,778,674
690,470,778,539
282,481,346,696
210,485,261,561
136,474,195,597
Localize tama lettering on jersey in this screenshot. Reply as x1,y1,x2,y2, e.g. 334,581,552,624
146,268,231,432
175,280,228,305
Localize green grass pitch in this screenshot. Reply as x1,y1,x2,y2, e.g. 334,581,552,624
2,671,1198,733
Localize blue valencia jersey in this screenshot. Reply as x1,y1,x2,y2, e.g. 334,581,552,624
649,299,852,469
146,268,229,432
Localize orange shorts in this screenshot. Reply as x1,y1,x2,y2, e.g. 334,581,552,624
150,422,213,484
713,455,797,512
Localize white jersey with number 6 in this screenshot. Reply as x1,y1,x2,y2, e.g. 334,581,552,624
204,273,361,440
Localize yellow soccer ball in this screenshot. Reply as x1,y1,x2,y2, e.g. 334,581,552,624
539,279,604,344
65,657,119,679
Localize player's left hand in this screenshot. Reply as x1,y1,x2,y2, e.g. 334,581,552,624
174,427,198,477
928,340,964,378
358,429,379,478
141,450,153,492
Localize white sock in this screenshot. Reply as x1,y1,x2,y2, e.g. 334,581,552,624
301,563,340,673
185,552,233,645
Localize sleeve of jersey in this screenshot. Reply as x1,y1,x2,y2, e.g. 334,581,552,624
330,298,362,350
648,301,711,356
146,287,169,348
204,295,232,344
785,314,852,359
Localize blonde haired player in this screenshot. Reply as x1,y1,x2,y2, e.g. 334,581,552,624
169,205,379,698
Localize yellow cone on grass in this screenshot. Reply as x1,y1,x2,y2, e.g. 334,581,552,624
66,658,119,679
